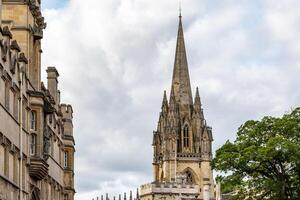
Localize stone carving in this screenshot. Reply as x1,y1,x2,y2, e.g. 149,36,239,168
43,118,51,160
10,40,20,74
0,27,11,62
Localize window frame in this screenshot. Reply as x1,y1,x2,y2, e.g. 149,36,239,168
30,110,37,131
30,134,37,156
64,151,68,169
183,125,189,148
4,80,10,110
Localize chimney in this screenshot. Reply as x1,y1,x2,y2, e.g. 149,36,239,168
46,66,59,104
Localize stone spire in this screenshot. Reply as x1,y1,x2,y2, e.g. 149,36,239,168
170,15,193,106
194,87,201,110
161,90,168,113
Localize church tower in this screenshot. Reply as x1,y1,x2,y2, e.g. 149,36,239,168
141,15,215,200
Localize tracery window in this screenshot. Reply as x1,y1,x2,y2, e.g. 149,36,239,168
183,125,189,148
186,171,193,184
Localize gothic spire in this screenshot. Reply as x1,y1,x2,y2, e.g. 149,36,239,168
170,15,193,106
194,87,201,107
161,90,168,111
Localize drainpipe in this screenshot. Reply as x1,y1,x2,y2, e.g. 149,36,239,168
19,63,25,200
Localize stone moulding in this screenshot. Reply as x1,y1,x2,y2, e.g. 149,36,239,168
29,157,49,180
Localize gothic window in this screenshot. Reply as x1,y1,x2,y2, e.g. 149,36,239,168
64,151,69,168
186,171,193,184
183,125,189,148
30,134,37,156
30,111,37,131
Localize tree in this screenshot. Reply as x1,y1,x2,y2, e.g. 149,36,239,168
213,108,300,200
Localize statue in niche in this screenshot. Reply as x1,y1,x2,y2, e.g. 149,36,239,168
0,36,9,61
10,51,18,74
43,117,51,160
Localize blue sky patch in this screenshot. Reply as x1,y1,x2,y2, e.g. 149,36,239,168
42,0,68,9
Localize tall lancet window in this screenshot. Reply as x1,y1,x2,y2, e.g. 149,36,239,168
186,171,193,184
183,125,189,148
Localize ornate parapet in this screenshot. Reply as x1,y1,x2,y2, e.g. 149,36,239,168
29,157,49,180
140,182,200,198
177,153,201,161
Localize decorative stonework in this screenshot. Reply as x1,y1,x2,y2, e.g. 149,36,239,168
141,16,215,200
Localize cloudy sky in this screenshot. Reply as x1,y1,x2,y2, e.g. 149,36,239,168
41,0,300,199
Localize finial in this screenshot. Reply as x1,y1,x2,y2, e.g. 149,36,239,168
179,0,182,18
163,90,168,103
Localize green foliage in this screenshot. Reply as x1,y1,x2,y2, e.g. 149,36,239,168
213,108,300,200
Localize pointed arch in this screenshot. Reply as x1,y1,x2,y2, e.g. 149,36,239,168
182,167,198,184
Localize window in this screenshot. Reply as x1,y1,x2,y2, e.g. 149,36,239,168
30,134,37,156
22,100,26,128
13,92,18,119
4,81,10,110
64,151,68,168
186,171,193,184
30,111,37,131
64,194,68,200
183,125,189,148
0,145,4,175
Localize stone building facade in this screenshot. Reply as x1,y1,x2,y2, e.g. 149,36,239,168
0,0,75,200
140,15,215,200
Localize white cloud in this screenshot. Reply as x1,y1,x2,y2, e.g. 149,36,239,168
41,0,300,199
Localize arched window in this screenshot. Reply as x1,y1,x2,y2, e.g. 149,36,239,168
183,125,189,148
186,171,193,184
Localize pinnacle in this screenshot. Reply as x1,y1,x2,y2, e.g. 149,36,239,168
194,87,201,106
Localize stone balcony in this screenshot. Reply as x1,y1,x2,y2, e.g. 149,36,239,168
29,157,49,180
140,182,200,197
